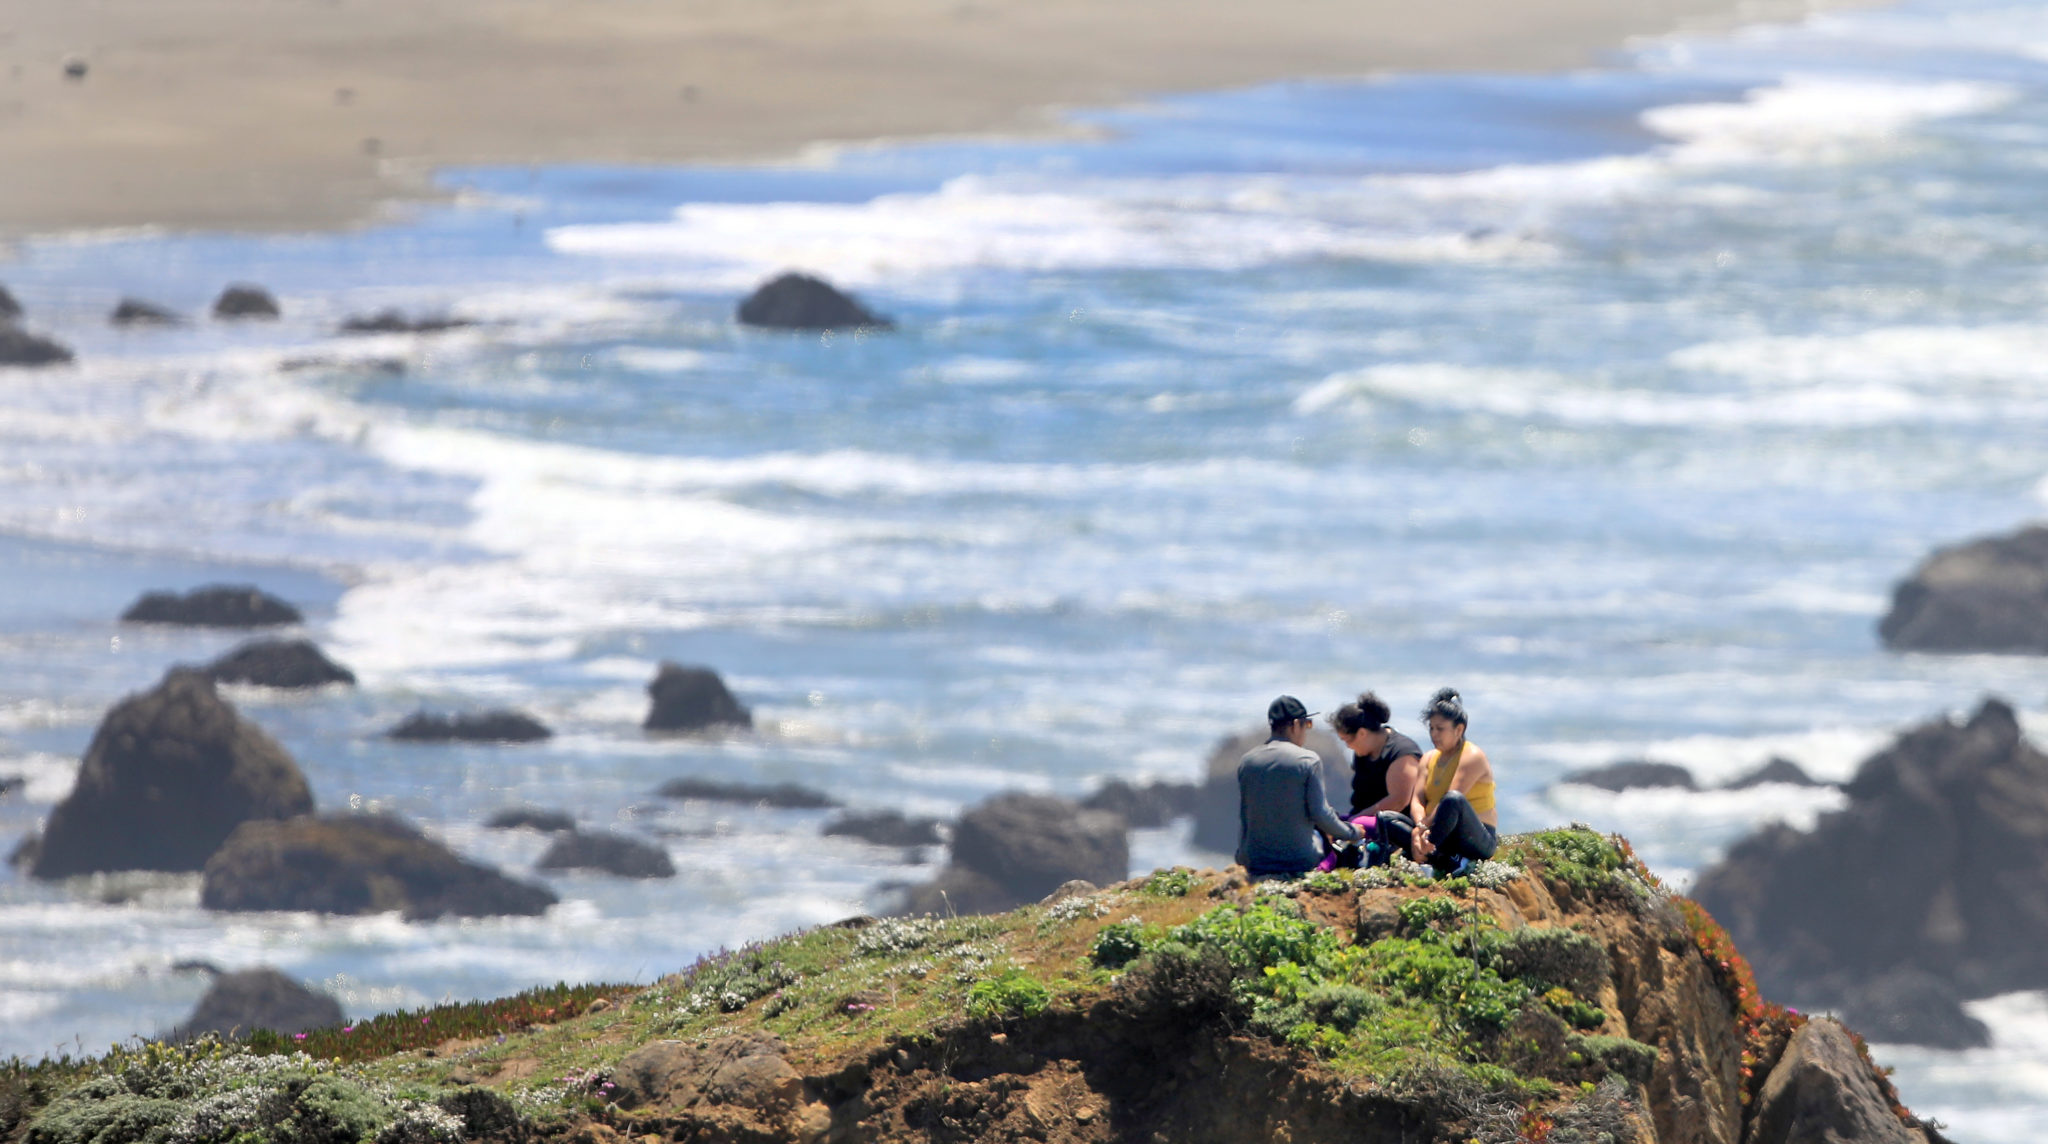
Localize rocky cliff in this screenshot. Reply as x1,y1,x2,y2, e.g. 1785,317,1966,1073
2,830,1945,1144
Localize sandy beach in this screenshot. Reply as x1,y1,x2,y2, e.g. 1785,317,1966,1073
0,0,1853,238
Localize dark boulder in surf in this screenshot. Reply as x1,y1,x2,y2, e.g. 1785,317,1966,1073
338,310,474,335
1557,760,1697,792
202,813,557,919
1080,778,1201,827
388,710,552,743
656,777,836,809
1190,725,1348,854
1880,524,2048,653
121,585,302,628
736,273,892,332
487,806,577,833
1693,697,2048,1046
31,669,314,878
0,326,75,367
110,298,181,327
172,967,346,1040
899,792,1127,915
644,662,752,732
1722,756,1828,790
824,809,945,847
205,639,356,689
213,284,282,320
536,830,675,879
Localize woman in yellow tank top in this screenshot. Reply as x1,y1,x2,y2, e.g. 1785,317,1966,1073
1410,687,1498,876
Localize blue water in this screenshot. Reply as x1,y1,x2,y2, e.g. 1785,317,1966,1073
7,0,2048,1133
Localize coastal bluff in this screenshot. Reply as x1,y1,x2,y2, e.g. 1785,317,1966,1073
0,829,1945,1144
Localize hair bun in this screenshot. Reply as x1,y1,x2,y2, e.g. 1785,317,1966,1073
1431,687,1460,703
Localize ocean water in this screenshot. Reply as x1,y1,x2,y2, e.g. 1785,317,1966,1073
5,0,2048,1133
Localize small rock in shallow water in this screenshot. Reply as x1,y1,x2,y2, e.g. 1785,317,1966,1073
644,662,752,732
536,830,675,879
1557,759,1697,792
486,807,577,833
824,809,944,846
110,298,180,327
736,272,892,331
388,710,552,743
212,284,281,320
205,639,355,689
202,813,557,919
0,326,74,367
338,309,474,335
1721,756,1827,790
121,584,301,628
656,777,837,809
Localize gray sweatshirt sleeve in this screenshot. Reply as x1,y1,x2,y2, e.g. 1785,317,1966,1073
1305,760,1360,842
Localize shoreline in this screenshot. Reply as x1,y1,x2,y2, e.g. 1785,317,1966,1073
0,0,1860,242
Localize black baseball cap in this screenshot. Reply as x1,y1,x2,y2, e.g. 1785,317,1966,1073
1267,695,1317,723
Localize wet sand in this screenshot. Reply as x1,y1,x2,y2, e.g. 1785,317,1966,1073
0,0,1845,237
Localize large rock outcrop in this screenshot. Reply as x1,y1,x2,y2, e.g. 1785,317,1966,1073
205,639,356,689
736,273,892,331
899,792,1127,914
1879,525,2048,653
644,663,751,732
1693,697,2048,1046
0,326,74,367
0,284,20,321
121,585,302,627
201,814,557,920
30,670,313,879
172,967,345,1040
1191,725,1350,853
1745,1019,1928,1144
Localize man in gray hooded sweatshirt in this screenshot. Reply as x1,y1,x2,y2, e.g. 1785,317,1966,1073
1236,695,1360,878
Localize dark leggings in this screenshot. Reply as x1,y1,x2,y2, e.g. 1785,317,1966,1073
1371,792,1497,872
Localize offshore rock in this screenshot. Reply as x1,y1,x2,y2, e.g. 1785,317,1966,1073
1693,697,2047,1046
213,284,281,319
205,638,356,689
657,777,837,809
1560,760,1698,792
110,298,181,327
1722,757,1828,790
644,662,752,732
824,809,945,847
0,284,20,320
736,272,892,331
536,830,676,879
0,326,75,367
173,967,345,1040
121,584,302,627
1879,524,2048,653
202,813,557,919
31,670,313,878
486,807,577,833
338,309,474,335
900,792,1127,915
387,710,552,743
1080,777,1202,827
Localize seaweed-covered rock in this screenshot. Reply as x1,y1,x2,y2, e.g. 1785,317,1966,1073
1879,525,2048,653
110,298,180,327
644,663,751,732
338,310,473,335
486,807,577,833
201,814,557,919
0,326,74,367
205,639,356,689
656,777,836,809
31,670,313,879
121,585,302,628
1081,778,1201,827
172,967,345,1040
213,285,281,320
1694,698,2048,1046
387,711,551,743
536,830,675,879
1559,760,1697,792
823,810,944,847
736,273,892,332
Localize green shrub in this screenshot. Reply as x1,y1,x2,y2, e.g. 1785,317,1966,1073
1113,942,1242,1027
965,969,1051,1021
1396,896,1467,935
1169,905,1347,976
1140,868,1198,897
1486,927,1611,998
1364,938,1528,1032
1300,870,1350,895
1567,1035,1658,1087
1091,921,1149,969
